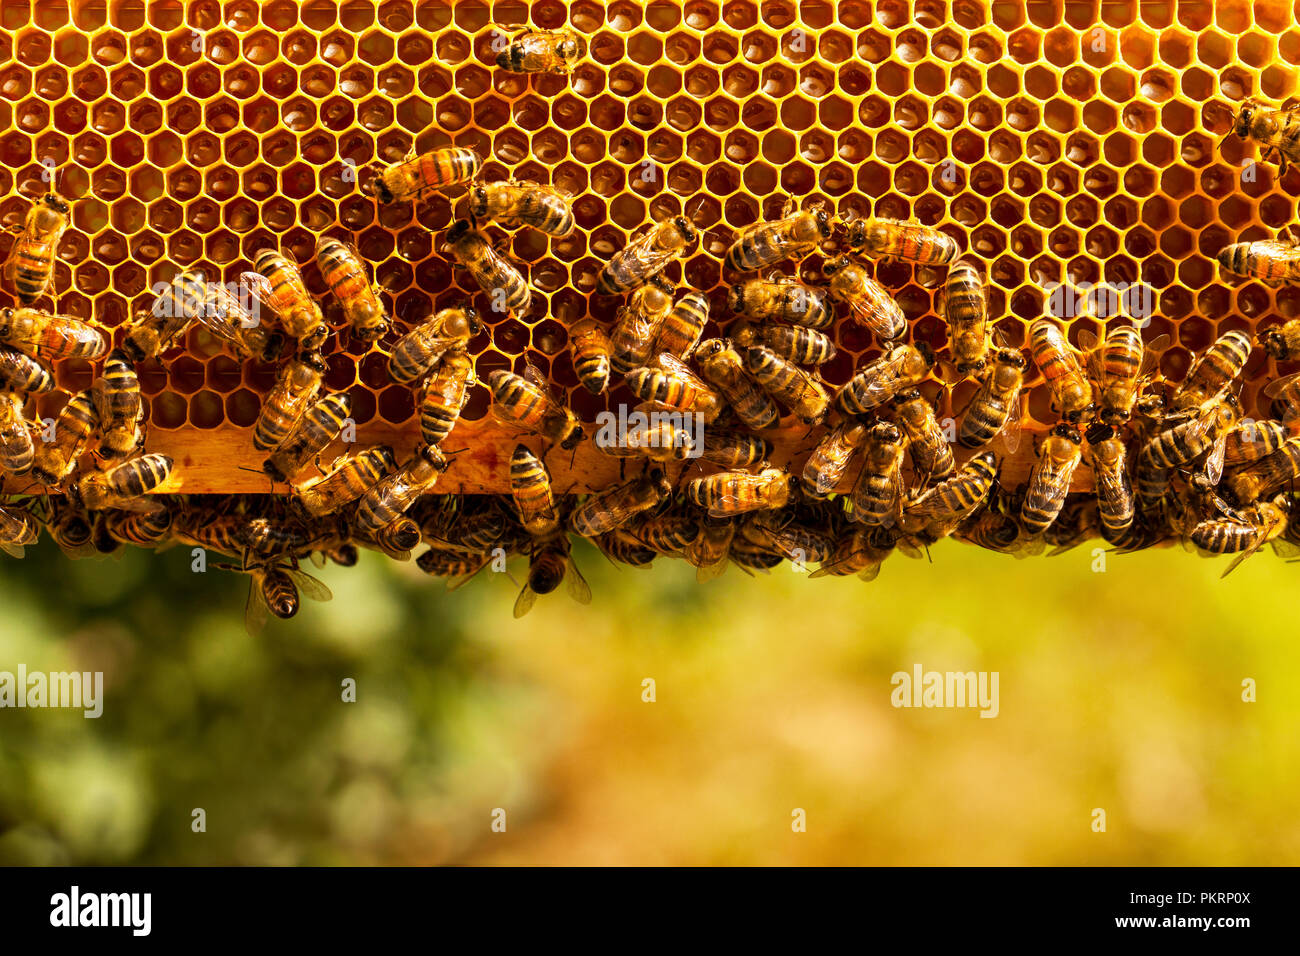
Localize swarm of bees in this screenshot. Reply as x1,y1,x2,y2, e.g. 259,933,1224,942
3,39,1300,631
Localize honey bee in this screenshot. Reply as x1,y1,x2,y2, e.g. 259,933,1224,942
851,421,906,527
700,428,770,469
728,536,785,572
294,445,397,517
1264,358,1300,419
316,236,391,342
420,350,475,447
514,527,592,618
3,192,69,304
124,271,207,362
835,343,935,416
72,453,174,512
1217,238,1300,286
1227,96,1300,175
594,405,696,464
823,254,906,342
744,345,831,424
510,444,559,537
724,200,832,273
1084,422,1135,533
1020,424,1083,535
729,276,832,329
1139,394,1241,486
467,179,575,237
387,304,480,384
93,347,144,461
694,338,779,430
570,470,672,537
1077,323,1169,425
1223,435,1300,506
809,527,895,580
802,419,869,498
416,547,496,586
221,557,333,636
597,215,697,295
954,507,1023,555
567,317,612,394
650,290,709,360
894,389,955,484
625,509,699,557
1259,316,1300,360
367,146,482,205
610,277,674,374
941,258,991,374
684,514,736,581
354,516,423,562
354,444,450,534
488,365,584,449
1028,319,1093,423
741,510,834,564
495,27,584,73
246,249,328,351
1223,418,1289,467
0,501,40,557
731,320,836,365
1191,494,1292,577
0,306,105,361
31,388,98,487
44,495,95,559
253,352,325,452
687,466,798,517
198,279,284,363
104,506,175,549
0,347,54,394
626,354,722,421
444,219,532,317
1171,330,1252,415
264,393,353,483
845,217,961,265
904,451,999,526
0,392,34,474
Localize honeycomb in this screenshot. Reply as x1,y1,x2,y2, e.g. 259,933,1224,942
1,0,1298,496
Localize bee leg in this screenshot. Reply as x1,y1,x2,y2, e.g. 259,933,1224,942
780,194,796,219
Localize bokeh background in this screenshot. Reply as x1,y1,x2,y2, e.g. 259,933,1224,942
1,537,1297,866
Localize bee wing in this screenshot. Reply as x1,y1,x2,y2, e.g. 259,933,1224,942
1220,528,1269,578
566,557,593,605
1093,464,1129,515
239,270,283,319
1076,328,1099,353
1264,371,1300,399
808,547,866,578
0,542,25,559
521,362,569,418
287,567,334,603
1140,334,1172,377
244,577,269,637
695,553,729,582
1203,432,1228,486
512,581,538,618
1000,400,1023,454
854,352,910,406
1269,537,1300,559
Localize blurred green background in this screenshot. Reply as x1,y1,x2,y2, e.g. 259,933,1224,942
1,533,1298,866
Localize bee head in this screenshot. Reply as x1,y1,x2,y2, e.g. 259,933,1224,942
42,192,70,215
1053,422,1082,443
330,544,359,567
648,468,672,498
695,338,725,360
822,254,849,276
375,445,398,472
996,347,1027,369
813,208,833,239
1234,101,1256,139
1262,327,1290,360
915,341,936,367
444,219,472,245
957,357,988,374
673,215,697,244
1084,421,1114,445
561,424,586,450
419,443,450,469
892,388,921,407
299,350,328,374
872,421,902,444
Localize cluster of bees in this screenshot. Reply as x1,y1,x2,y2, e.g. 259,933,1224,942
2,30,1300,628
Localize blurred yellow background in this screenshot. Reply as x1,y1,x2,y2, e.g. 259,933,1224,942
1,536,1297,865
